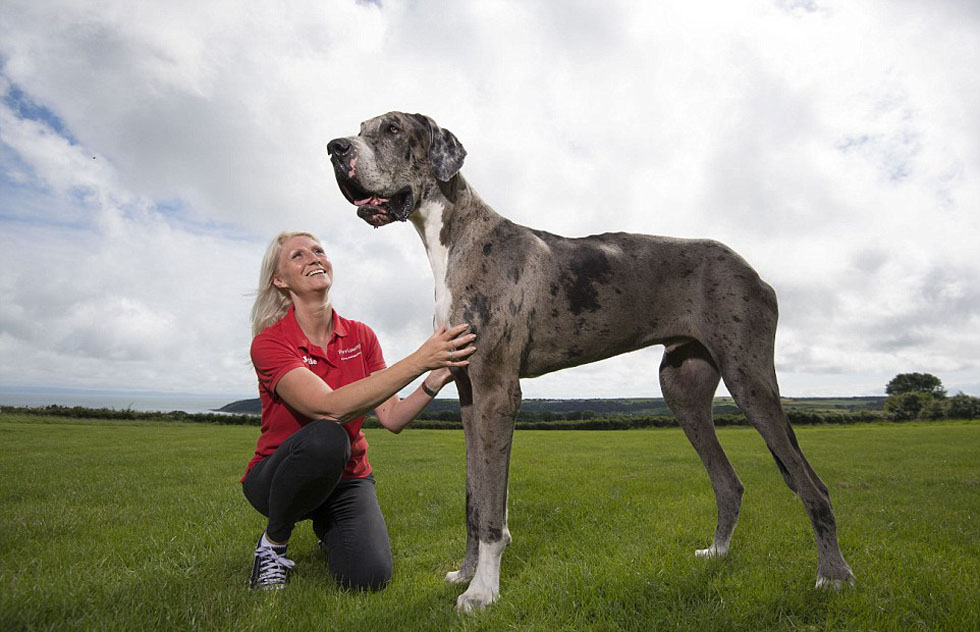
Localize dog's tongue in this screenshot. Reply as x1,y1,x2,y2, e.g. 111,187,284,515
355,195,389,206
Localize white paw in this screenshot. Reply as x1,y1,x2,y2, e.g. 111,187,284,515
445,569,474,584
453,539,506,613
456,585,498,613
695,543,728,558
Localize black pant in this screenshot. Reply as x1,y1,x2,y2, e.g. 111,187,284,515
242,420,393,590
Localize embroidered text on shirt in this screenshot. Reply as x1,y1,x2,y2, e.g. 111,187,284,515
339,343,362,360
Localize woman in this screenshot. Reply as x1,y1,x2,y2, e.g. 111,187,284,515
242,230,476,591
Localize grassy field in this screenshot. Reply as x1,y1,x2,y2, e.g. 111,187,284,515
1,415,977,631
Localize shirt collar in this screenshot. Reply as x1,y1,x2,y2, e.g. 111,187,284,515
283,305,348,352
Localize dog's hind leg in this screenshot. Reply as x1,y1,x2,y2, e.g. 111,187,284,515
723,364,855,589
660,340,744,558
453,372,521,613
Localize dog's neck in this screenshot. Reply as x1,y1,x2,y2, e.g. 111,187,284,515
412,174,497,238
409,174,498,328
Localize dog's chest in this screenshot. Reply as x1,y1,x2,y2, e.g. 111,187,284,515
412,201,453,328
429,248,452,328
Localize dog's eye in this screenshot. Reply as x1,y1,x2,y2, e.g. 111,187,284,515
387,124,400,135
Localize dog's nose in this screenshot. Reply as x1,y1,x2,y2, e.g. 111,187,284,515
327,138,352,157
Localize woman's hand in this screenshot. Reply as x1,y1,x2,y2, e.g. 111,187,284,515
412,323,477,372
426,367,456,390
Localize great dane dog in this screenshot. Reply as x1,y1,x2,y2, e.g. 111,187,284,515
327,112,855,612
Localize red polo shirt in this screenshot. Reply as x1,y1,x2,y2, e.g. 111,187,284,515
244,306,387,481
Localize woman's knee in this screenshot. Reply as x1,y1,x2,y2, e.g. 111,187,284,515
296,420,351,466
320,526,393,592
335,553,393,592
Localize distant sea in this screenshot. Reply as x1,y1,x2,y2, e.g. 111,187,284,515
0,387,248,415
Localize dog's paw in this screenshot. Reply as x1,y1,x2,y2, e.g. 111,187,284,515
815,571,856,590
445,569,474,584
455,585,498,614
695,543,728,558
816,559,856,590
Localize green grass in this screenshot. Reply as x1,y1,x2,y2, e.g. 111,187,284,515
1,415,977,631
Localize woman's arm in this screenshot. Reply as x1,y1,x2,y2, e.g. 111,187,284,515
373,368,455,433
275,325,475,423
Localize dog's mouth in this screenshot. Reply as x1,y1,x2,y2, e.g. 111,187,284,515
334,176,414,228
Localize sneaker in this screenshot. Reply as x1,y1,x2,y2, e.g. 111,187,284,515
249,536,295,590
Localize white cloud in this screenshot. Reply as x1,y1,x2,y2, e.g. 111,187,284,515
1,0,978,401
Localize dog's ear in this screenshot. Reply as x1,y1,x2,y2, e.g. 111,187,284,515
412,113,466,181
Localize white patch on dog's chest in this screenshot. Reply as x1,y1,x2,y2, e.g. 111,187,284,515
412,200,453,328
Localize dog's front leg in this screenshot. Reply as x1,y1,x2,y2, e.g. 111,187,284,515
445,371,479,584
453,374,520,613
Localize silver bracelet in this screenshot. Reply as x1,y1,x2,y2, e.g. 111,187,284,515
421,382,439,398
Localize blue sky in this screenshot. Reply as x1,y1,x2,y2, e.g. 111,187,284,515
1,0,978,400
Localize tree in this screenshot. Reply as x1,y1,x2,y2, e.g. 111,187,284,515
947,393,980,420
885,373,946,398
884,391,933,421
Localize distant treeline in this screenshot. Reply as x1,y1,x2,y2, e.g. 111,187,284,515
3,396,899,429
218,395,887,417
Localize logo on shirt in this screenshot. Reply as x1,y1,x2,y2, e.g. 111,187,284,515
339,343,362,361
302,355,318,365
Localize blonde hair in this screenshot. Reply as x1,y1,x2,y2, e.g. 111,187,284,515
250,231,329,337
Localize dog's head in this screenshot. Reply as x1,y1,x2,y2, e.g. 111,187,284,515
327,112,466,227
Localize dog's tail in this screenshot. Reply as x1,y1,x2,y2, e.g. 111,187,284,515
768,419,800,494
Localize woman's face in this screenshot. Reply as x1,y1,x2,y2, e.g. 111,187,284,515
272,235,333,296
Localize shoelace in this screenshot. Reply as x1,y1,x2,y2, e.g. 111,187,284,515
255,544,295,584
